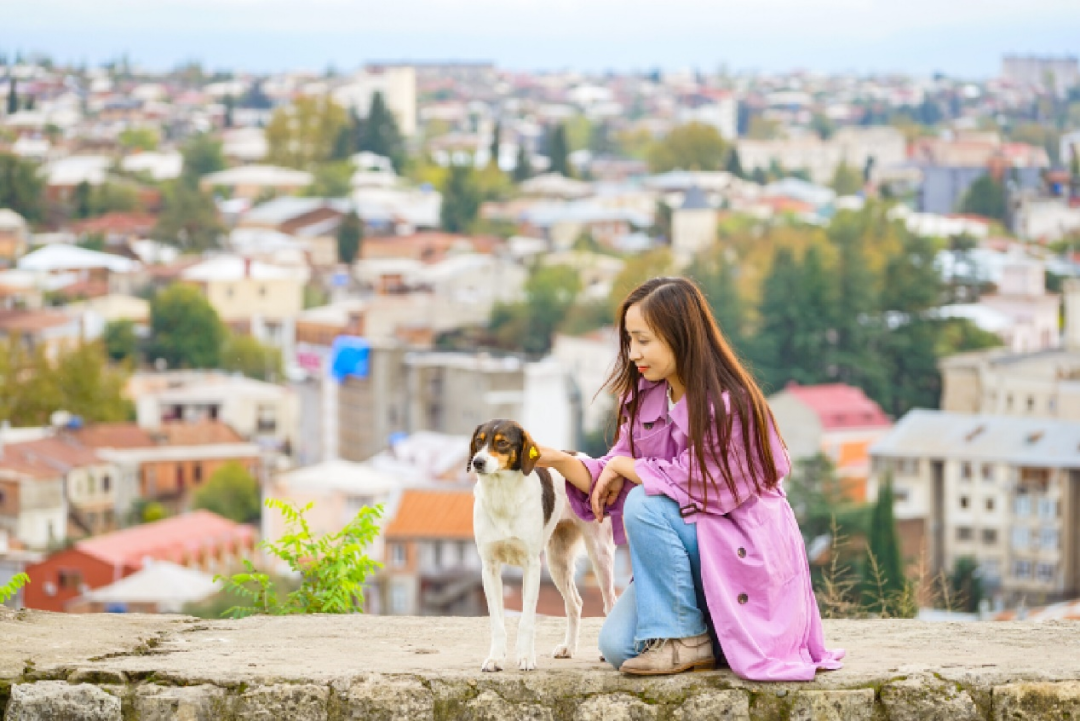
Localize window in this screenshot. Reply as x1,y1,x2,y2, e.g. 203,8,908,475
391,543,406,568
960,462,972,480
1036,563,1057,583
177,466,186,491
981,559,1001,579
893,486,910,503
1038,498,1058,519
1013,560,1032,578
390,583,408,614
257,404,277,433
1027,396,1035,413
0,488,5,506
194,464,203,483
1014,493,1032,517
58,569,83,590
102,475,111,493
1011,527,1030,550
981,464,994,482
956,527,973,541
986,498,995,512
959,496,970,510
982,528,998,544
1040,528,1060,549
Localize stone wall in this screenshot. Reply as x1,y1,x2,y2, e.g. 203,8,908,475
4,607,1080,720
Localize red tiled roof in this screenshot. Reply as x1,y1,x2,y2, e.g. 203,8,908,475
75,510,255,569
384,489,474,540
0,436,103,479
0,310,74,332
72,423,157,449
156,421,246,446
69,212,157,236
783,382,892,430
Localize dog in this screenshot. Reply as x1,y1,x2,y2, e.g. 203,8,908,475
469,419,617,672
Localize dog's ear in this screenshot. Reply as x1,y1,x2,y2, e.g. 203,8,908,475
520,430,540,476
468,424,483,473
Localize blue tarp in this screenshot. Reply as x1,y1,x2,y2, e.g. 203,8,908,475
330,336,371,382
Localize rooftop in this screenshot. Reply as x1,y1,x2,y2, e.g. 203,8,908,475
383,489,474,540
74,510,254,569
781,382,893,430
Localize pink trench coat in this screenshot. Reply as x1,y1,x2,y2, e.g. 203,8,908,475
567,379,845,681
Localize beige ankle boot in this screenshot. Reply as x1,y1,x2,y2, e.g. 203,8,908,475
619,632,715,675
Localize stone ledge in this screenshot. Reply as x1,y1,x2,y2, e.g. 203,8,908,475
4,607,1080,720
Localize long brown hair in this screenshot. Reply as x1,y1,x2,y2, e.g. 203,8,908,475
604,276,786,506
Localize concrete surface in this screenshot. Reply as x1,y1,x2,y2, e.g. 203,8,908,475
4,607,1080,719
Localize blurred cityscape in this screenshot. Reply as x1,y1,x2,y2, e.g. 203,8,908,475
1,48,1079,623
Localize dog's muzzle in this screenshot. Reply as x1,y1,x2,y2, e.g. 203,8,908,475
471,455,492,474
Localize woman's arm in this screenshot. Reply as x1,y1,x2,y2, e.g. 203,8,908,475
536,448,593,493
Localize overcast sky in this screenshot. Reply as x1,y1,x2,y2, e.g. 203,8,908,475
7,0,1080,78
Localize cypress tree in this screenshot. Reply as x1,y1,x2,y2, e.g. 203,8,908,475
489,121,501,168
7,76,16,115
336,210,363,264
513,143,533,182
547,123,571,177
725,147,745,179
866,477,905,603
359,91,405,172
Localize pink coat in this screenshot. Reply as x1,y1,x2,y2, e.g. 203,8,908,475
567,379,845,681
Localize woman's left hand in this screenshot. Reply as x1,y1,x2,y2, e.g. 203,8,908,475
591,463,626,520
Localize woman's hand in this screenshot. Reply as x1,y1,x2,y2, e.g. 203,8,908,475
591,463,626,519
533,446,565,468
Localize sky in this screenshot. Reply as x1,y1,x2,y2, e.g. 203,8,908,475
5,0,1080,78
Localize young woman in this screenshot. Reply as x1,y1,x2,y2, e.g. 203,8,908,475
537,276,844,680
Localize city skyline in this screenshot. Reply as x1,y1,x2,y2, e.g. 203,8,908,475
6,0,1080,78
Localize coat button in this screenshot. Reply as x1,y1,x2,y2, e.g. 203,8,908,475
737,547,747,558
738,593,748,604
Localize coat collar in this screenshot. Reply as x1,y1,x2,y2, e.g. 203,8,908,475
624,378,690,434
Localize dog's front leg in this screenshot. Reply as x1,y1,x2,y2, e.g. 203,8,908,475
481,560,506,672
516,558,541,671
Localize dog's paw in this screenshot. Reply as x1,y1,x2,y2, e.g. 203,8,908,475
552,643,574,659
481,657,504,672
517,655,537,671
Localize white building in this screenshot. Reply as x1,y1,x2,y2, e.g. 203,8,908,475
332,66,417,138
737,127,906,185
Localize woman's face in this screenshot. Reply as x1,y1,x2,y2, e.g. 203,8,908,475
625,303,678,386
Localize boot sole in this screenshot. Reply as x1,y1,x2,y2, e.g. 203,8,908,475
620,659,715,676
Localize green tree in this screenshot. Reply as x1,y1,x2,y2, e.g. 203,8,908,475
103,320,138,363
223,93,235,128
750,247,804,392
336,210,363,263
86,182,141,217
489,120,501,167
72,180,93,219
357,92,406,172
607,248,675,318
512,143,533,182
489,264,583,356
216,498,383,617
725,147,746,178
50,342,131,423
647,122,728,173
148,284,227,369
192,462,261,524
154,181,225,251
180,134,226,183
831,160,863,196
949,556,983,613
6,76,15,115
959,174,1007,221
221,334,284,382
865,476,906,604
0,152,44,222
118,127,159,152
266,95,350,170
547,123,571,177
440,163,481,233
307,160,353,198
690,247,747,354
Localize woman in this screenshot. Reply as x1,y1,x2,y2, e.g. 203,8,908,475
537,276,844,680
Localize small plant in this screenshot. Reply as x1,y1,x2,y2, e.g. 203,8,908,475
0,573,29,604
215,498,383,618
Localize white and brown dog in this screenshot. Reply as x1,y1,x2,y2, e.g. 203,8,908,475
469,419,617,672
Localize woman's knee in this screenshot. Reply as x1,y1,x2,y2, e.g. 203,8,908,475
598,619,634,670
622,484,674,531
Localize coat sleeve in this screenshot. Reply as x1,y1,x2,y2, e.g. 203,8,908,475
565,423,635,545
635,403,791,517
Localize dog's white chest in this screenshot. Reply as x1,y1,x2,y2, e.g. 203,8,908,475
486,538,531,567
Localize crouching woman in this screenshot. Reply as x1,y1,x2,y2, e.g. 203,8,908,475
537,276,845,681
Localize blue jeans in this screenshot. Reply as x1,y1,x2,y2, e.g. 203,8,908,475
598,484,715,670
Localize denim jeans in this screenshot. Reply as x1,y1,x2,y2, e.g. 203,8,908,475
598,484,716,670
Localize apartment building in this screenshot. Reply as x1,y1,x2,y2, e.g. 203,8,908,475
868,410,1080,606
